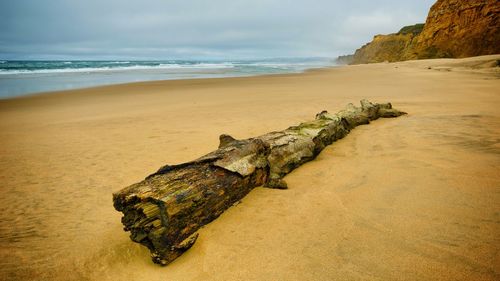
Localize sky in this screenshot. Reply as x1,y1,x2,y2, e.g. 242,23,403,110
0,0,436,60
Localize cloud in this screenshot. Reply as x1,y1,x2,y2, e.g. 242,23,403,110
0,0,435,59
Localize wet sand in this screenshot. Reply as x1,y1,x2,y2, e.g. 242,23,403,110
0,55,499,281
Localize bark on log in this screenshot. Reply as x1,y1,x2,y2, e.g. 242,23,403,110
113,100,406,265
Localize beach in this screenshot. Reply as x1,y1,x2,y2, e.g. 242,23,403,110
0,55,499,280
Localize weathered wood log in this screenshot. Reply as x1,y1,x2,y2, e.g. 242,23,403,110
113,99,406,265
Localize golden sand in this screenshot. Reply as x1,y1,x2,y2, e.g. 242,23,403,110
0,55,499,281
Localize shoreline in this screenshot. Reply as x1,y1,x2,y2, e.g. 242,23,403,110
0,59,336,99
2,54,498,102
1,55,499,281
0,67,325,101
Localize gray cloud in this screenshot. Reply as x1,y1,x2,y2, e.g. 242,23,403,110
0,0,435,60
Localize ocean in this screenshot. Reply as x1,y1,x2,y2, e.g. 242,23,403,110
0,58,335,98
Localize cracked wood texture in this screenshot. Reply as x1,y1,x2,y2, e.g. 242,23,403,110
113,99,406,265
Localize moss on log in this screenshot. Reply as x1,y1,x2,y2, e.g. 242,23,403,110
113,100,406,265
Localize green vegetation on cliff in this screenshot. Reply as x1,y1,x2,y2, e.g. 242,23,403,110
398,24,425,35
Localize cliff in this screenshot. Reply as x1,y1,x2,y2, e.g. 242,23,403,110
413,0,500,59
335,54,354,65
347,0,500,64
349,26,422,64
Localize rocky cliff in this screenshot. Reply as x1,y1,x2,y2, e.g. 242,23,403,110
349,25,422,64
347,0,500,64
413,0,500,59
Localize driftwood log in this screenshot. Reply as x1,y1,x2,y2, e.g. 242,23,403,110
113,100,406,265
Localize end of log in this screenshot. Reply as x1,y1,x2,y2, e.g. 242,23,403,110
152,233,199,265
378,108,408,118
373,101,408,118
265,178,288,189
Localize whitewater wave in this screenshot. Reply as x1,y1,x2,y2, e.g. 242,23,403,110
157,62,235,69
0,63,236,75
243,61,329,68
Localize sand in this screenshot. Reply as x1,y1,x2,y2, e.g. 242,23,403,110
0,55,499,281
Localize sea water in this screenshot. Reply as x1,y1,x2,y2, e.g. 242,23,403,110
0,58,335,98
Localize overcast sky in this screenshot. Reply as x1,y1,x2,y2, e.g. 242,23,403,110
0,0,435,60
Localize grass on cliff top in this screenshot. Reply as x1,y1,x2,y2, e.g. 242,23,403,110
398,23,425,35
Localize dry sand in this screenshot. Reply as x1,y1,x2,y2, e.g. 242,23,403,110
0,55,499,281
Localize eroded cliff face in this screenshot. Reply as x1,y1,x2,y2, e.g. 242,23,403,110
348,0,499,64
414,0,500,59
350,32,419,64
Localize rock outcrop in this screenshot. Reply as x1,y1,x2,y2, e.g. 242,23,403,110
346,0,499,64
